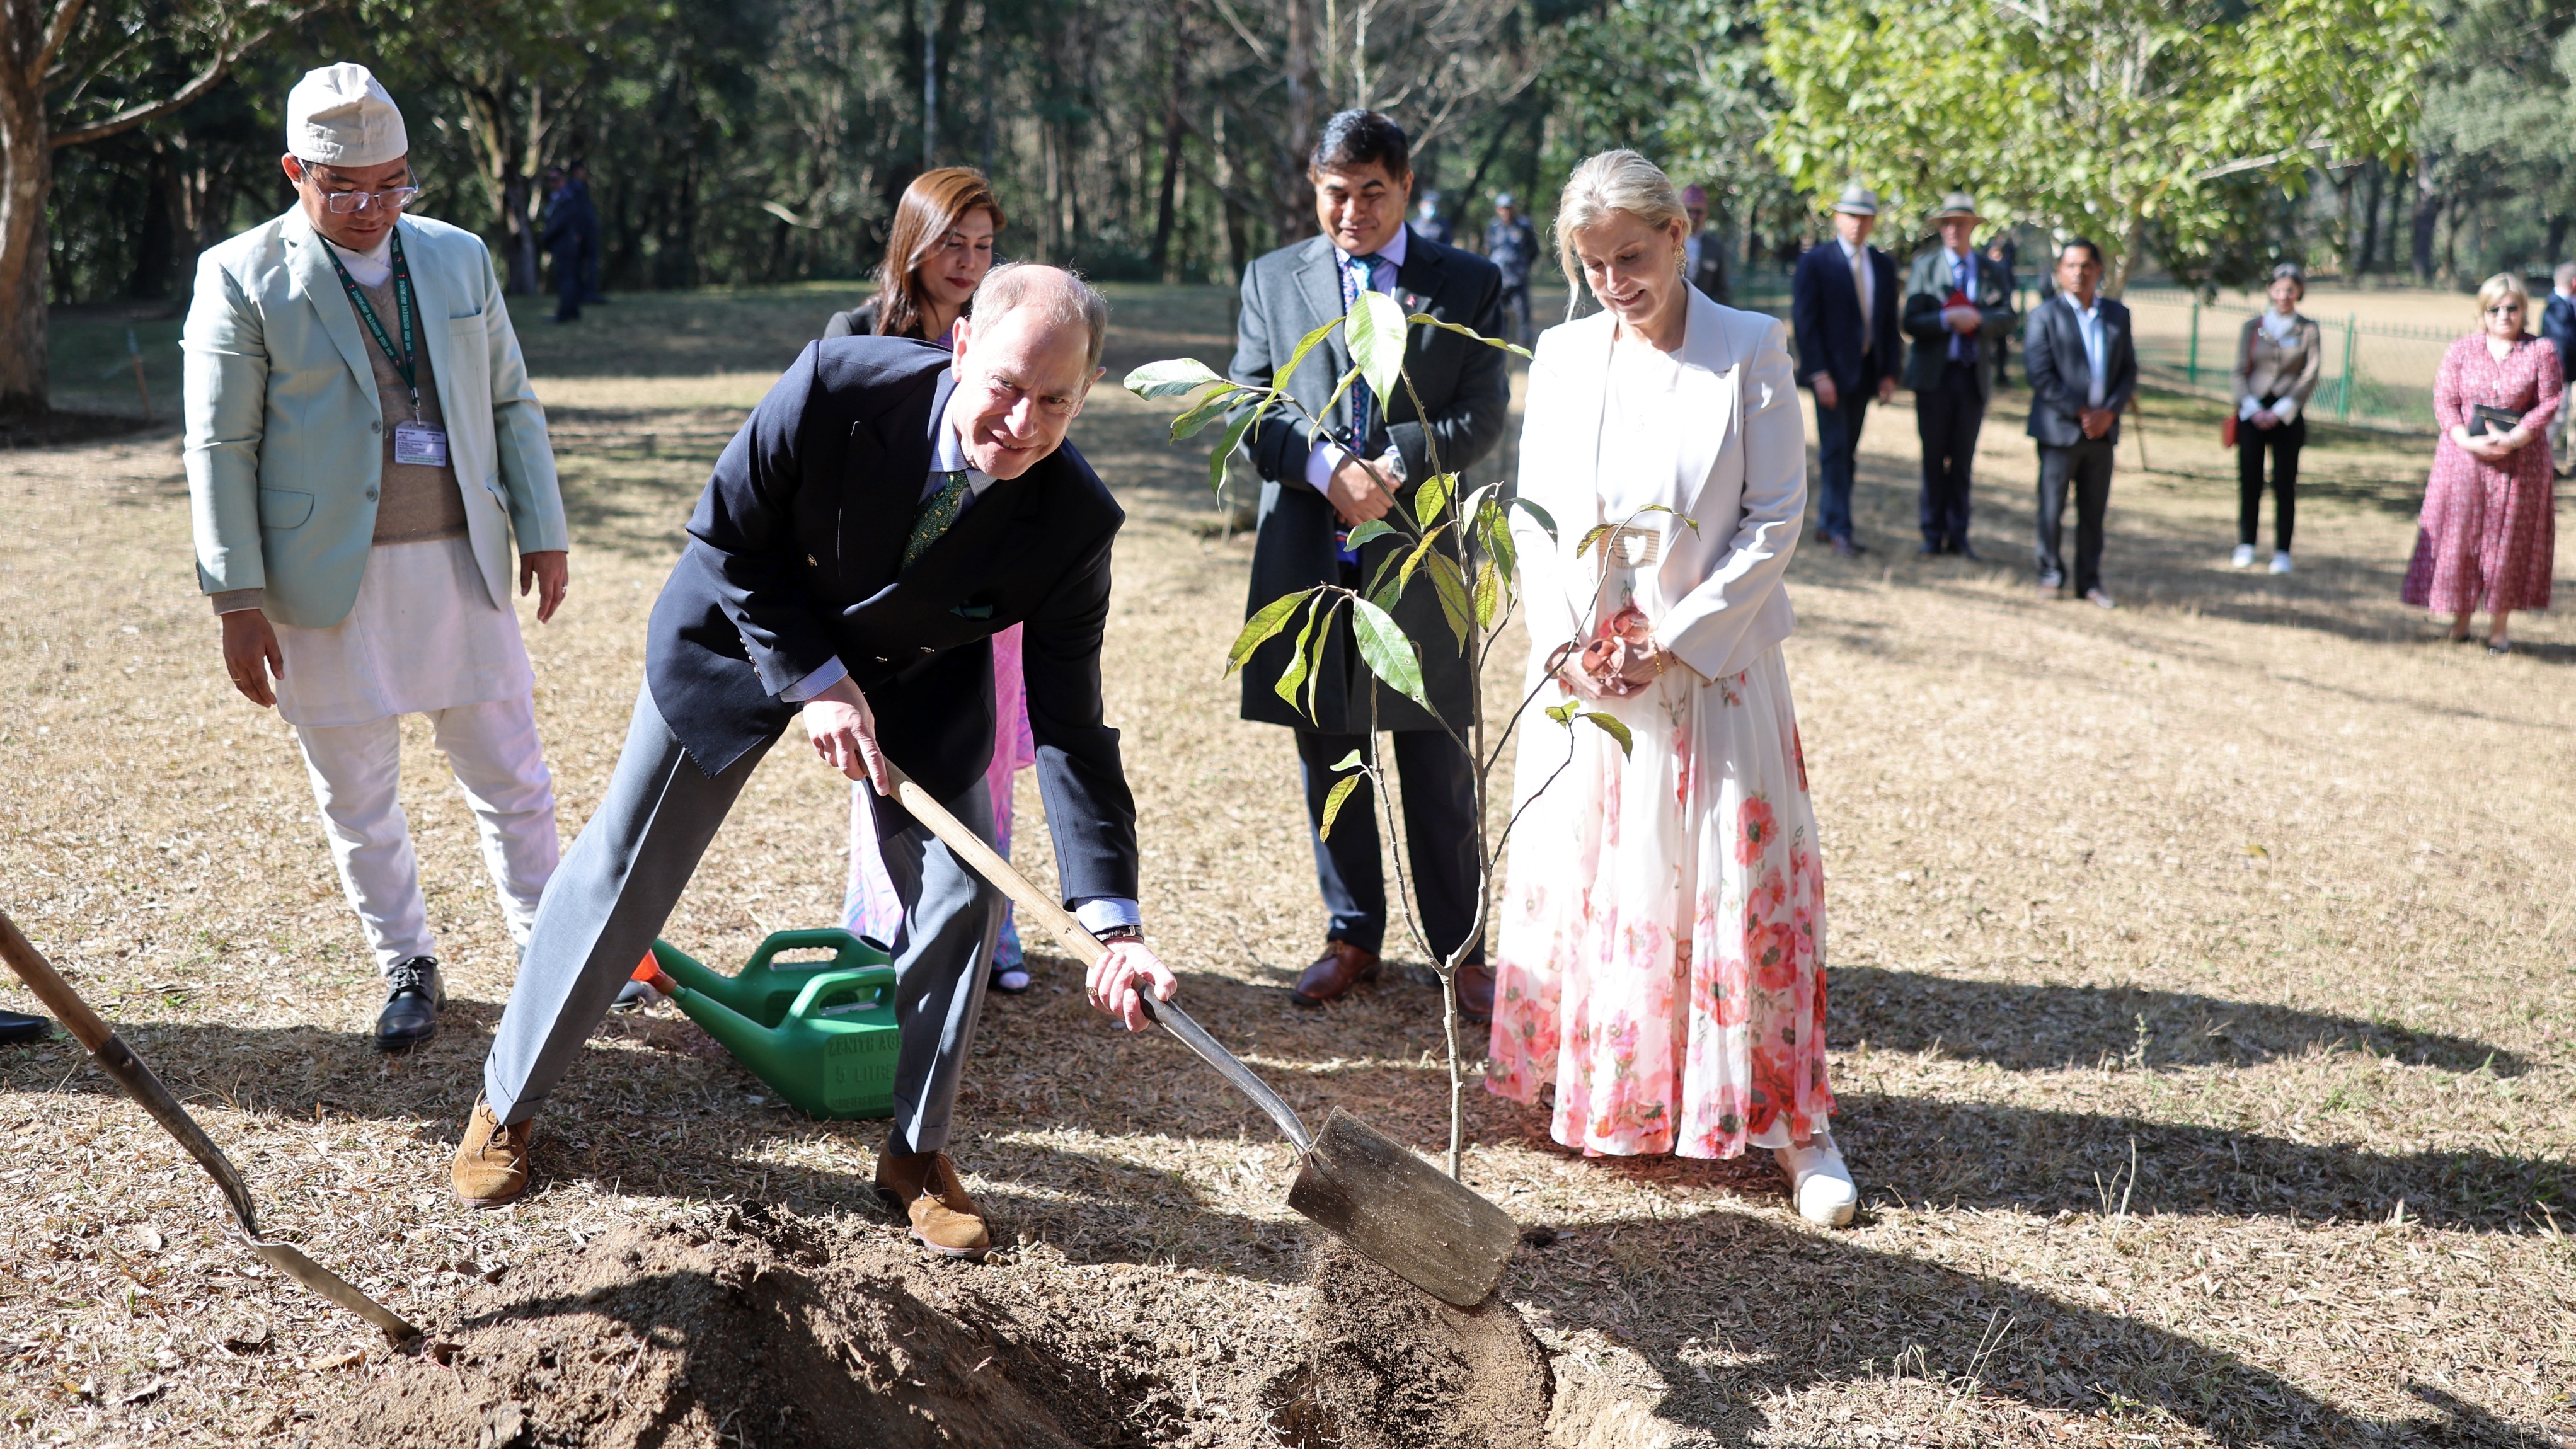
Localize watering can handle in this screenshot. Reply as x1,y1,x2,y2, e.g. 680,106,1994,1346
881,766,1314,1153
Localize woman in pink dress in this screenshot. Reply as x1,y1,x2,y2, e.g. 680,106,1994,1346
1490,151,1853,1227
825,169,1040,992
2403,272,2563,655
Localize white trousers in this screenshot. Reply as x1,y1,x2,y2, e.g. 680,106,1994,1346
294,694,560,974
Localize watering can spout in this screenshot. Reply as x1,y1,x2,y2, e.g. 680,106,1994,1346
635,932,902,1121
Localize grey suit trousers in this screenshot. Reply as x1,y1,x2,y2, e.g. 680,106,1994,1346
482,683,1000,1157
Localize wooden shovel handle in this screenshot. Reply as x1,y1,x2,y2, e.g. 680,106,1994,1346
883,765,1108,970
0,909,115,1053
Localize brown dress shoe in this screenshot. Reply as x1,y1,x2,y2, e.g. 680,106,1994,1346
1454,961,1497,1020
451,1099,532,1209
874,1149,991,1259
1294,940,1381,1005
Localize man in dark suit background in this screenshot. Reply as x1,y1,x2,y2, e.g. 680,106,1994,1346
455,266,1177,1262
1902,192,2017,556
1682,183,1732,306
2543,262,2576,476
1790,182,1900,556
1228,109,1511,1015
1483,191,1539,346
2023,238,2137,608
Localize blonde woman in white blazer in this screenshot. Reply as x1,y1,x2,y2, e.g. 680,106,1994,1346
1489,151,1854,1227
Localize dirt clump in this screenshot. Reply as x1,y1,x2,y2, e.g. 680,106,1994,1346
1263,1239,1553,1449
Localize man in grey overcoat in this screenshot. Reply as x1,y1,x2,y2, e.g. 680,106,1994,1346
1227,110,1510,1014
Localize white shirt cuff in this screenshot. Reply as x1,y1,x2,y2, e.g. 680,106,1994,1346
2271,398,2299,424
209,588,265,615
1074,898,1141,933
1302,437,1349,490
780,656,849,704
2238,396,2262,420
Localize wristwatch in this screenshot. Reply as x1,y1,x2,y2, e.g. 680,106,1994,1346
1096,924,1146,944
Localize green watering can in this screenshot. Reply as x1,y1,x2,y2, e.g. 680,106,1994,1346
636,929,902,1120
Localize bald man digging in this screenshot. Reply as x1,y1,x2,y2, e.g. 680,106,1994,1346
457,265,1177,1260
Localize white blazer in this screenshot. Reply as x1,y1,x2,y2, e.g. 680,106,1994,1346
1510,287,1805,685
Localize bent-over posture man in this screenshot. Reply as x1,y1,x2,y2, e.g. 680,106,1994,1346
186,63,570,1049
456,266,1176,1260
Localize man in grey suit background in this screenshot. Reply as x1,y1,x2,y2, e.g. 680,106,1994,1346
2023,238,2137,608
1228,110,1511,1015
1901,192,2017,558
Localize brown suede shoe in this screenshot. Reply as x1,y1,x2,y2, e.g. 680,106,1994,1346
1294,940,1381,1006
1454,961,1497,1021
451,1099,532,1209
874,1149,991,1259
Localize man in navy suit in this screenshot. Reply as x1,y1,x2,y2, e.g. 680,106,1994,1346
1902,193,2018,558
456,266,1177,1263
2543,262,2576,476
1790,183,1900,556
2023,238,2137,608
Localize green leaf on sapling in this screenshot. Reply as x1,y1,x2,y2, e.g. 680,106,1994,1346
1319,773,1363,840
1343,519,1400,551
1350,595,1430,708
1413,471,1452,527
1510,495,1559,541
1346,291,1410,423
1125,357,1225,399
1228,590,1311,677
1407,311,1534,359
1584,711,1634,755
1330,749,1365,771
1276,316,1343,393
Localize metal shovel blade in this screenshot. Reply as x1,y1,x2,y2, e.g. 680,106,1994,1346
1286,1106,1517,1307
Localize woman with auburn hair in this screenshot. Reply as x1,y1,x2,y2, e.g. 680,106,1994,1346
823,166,1004,343
1491,149,1853,1226
834,168,1037,994
2403,271,2563,655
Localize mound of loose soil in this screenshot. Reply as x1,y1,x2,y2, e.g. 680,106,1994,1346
1262,1240,1553,1449
323,1205,1555,1448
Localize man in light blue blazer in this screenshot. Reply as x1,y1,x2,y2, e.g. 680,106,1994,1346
186,64,572,1050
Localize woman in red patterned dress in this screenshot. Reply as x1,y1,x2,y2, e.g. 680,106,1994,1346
2403,273,2563,655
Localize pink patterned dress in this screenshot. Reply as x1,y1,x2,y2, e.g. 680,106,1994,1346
2402,334,2562,616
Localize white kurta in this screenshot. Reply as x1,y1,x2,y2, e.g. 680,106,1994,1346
272,536,534,728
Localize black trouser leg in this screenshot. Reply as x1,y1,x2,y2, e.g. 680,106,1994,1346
2068,440,2116,595
2270,421,2303,553
1292,728,1483,965
2035,444,2073,585
1916,365,1982,549
1296,729,1386,954
2237,430,2266,547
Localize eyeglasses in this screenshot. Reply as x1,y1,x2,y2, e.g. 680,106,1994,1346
313,185,421,215
2486,304,2524,315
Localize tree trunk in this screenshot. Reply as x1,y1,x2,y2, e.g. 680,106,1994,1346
0,63,51,420
2412,163,2440,284
2355,163,2383,277
131,141,176,300
1149,21,1187,279
1282,0,1316,238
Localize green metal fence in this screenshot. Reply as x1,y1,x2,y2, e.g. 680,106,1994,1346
2120,287,2458,435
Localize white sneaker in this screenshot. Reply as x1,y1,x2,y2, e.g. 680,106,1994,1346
2231,544,2256,568
2268,551,2292,575
1775,1135,1858,1227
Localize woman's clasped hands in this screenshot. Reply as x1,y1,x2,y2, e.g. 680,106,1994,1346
1556,605,1667,699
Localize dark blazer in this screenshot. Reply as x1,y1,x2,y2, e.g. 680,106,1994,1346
2543,292,2576,379
1900,246,2017,399
1790,241,1900,395
1227,225,1510,733
1688,233,1732,306
645,337,1137,902
821,297,887,340
2022,292,2138,448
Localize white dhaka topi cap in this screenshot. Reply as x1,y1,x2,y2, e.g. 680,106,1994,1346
286,63,408,168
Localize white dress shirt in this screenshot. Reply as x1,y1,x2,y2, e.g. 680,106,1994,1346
2064,291,2108,409
1837,236,1873,352
1303,223,1410,488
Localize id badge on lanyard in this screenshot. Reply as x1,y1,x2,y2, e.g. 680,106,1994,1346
393,420,449,466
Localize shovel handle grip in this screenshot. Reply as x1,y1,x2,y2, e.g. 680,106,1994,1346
877,769,1314,1153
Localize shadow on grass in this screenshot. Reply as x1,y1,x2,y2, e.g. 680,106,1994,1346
1832,963,2526,1076
1511,1204,2544,1446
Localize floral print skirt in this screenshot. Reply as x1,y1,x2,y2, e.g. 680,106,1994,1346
1486,642,1833,1159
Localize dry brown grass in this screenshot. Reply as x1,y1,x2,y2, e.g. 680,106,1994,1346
2,283,2572,1447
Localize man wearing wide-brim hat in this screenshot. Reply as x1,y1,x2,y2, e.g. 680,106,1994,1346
184,63,571,1050
1900,190,2018,558
1790,181,1902,556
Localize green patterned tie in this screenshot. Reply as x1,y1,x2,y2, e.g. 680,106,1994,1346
902,471,971,573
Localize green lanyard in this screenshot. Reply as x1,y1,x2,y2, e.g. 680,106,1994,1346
324,229,421,413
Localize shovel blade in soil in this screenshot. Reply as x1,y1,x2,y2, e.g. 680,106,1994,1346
1285,1108,1517,1307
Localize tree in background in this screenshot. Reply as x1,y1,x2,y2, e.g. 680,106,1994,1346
0,0,317,416
1758,0,2436,290
2415,0,2576,283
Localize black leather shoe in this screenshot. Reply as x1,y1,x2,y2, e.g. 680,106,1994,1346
1956,543,1982,562
376,957,444,1051
0,1008,50,1045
